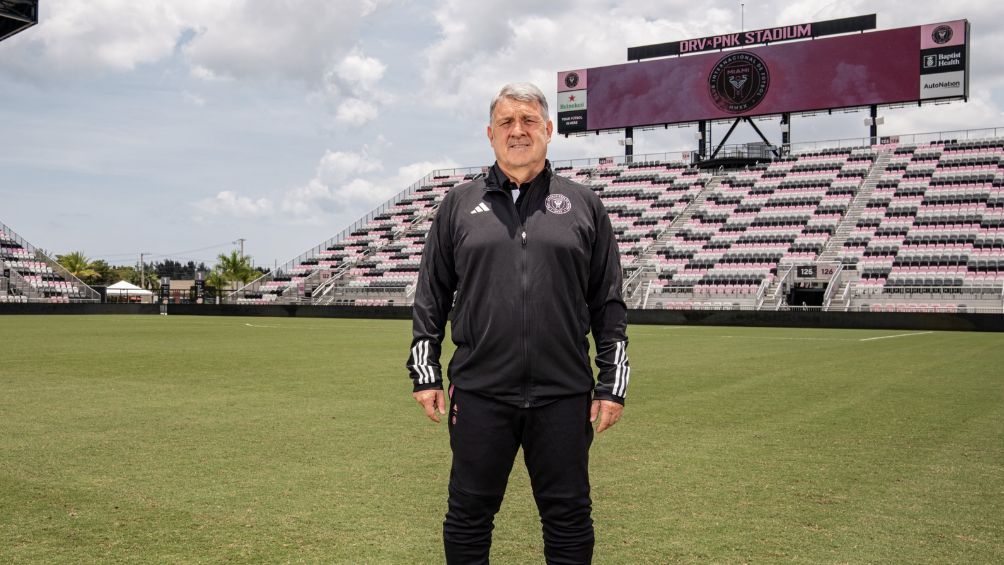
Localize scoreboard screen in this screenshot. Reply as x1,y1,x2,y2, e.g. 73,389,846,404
557,19,969,134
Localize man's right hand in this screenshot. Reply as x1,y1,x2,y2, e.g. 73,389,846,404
413,389,447,423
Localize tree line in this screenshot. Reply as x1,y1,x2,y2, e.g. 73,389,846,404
55,250,266,292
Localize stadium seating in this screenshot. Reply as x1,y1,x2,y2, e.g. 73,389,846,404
228,134,1004,314
837,138,1004,310
0,223,99,303
232,171,471,305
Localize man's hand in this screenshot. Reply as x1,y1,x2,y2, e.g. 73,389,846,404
413,389,447,423
590,399,623,433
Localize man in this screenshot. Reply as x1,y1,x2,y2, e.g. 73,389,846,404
407,82,630,564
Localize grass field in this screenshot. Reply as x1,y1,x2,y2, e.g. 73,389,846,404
1,315,1002,564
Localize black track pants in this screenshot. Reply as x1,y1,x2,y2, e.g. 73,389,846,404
443,388,595,564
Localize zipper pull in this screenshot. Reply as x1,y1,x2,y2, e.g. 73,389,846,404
521,231,527,246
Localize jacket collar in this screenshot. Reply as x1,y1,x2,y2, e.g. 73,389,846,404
484,160,552,193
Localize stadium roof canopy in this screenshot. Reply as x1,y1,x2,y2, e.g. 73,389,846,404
0,0,38,43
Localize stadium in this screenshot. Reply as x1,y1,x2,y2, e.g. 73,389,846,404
2,2,1002,563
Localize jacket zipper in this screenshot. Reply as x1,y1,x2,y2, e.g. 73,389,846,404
510,191,531,408
520,227,529,408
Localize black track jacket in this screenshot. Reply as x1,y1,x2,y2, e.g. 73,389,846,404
407,162,630,407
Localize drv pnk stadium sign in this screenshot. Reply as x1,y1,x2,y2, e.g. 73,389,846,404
557,16,970,134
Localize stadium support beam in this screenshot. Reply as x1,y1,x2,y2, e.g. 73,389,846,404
698,121,707,160
710,118,743,159
624,126,634,163
869,105,879,145
781,113,791,155
709,117,779,160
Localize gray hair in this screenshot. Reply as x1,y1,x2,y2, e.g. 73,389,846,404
489,82,549,123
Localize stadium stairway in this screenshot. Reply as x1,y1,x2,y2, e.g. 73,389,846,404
817,150,892,264
817,150,892,310
622,174,723,307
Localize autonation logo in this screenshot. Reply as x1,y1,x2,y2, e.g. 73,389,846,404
924,80,961,89
920,69,965,100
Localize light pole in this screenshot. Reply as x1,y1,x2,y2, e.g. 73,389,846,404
139,252,151,288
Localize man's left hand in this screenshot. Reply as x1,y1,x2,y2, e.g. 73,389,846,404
590,400,623,433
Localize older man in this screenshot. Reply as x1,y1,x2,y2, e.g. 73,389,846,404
407,82,630,564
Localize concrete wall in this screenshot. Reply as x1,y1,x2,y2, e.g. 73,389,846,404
0,303,158,315
2,303,1002,332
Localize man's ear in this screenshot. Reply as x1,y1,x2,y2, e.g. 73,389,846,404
546,119,553,142
486,125,494,143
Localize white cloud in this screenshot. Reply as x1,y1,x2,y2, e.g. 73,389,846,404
279,150,459,224
335,49,387,89
316,147,384,185
0,0,388,86
180,1,387,84
322,48,391,124
335,98,380,125
194,190,274,219
0,0,198,74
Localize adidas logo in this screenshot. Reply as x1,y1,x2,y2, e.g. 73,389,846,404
470,202,490,214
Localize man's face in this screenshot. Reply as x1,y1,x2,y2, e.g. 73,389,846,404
487,97,553,179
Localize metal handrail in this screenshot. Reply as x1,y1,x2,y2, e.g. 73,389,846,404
821,263,845,308
840,281,852,311
4,269,45,301
753,277,771,310
621,264,649,296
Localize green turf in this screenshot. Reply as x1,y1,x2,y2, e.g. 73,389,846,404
0,315,1002,563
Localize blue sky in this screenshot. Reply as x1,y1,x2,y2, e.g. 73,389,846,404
1,0,1001,269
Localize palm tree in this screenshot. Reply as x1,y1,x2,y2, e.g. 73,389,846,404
56,251,100,283
205,268,228,304
217,250,256,288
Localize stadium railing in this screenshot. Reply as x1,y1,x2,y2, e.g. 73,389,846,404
0,218,100,303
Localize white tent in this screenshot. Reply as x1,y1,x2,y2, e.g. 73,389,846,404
106,280,155,303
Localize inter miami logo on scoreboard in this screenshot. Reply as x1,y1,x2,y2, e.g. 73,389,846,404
564,72,580,89
709,52,770,114
932,24,953,44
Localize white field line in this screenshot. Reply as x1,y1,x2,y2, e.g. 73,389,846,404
244,323,280,328
859,331,934,342
719,335,857,342
654,332,858,342
653,328,937,343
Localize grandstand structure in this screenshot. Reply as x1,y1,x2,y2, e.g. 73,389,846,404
227,14,1003,314
0,219,100,303
229,129,1004,313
